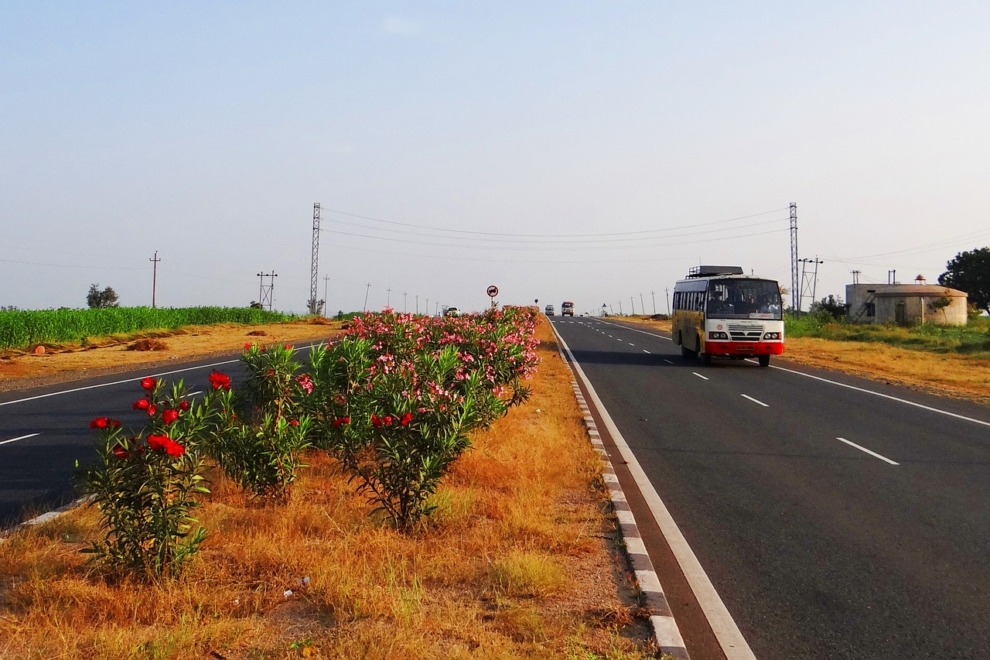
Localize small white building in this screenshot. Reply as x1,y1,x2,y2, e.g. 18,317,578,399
846,283,968,326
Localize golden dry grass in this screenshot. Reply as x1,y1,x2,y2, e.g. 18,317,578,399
0,318,652,659
617,316,990,404
0,320,340,390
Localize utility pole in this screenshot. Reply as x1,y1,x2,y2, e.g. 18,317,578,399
309,203,321,314
323,275,330,317
416,295,419,314
789,202,799,313
257,271,277,311
386,287,392,308
640,293,645,316
800,257,824,311
618,300,623,315
651,290,656,315
403,292,408,313
665,288,670,315
149,251,160,308
426,298,430,316
363,283,371,312
630,296,635,316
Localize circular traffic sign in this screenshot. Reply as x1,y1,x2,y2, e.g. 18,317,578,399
487,285,499,298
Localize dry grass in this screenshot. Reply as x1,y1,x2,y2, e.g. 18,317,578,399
617,315,990,404
0,320,341,392
0,319,652,659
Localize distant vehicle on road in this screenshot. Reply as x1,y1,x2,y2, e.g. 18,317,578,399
444,307,459,317
545,304,555,316
672,265,784,367
561,301,575,317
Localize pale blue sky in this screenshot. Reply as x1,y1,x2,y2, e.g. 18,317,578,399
3,2,989,313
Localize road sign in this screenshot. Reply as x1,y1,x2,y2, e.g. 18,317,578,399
487,285,499,298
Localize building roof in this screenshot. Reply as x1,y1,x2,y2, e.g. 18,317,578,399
849,283,966,297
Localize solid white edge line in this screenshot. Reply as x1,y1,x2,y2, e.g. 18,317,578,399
552,324,756,660
0,342,323,408
836,437,899,465
0,433,40,446
692,372,709,381
740,394,769,408
643,349,651,354
767,363,990,429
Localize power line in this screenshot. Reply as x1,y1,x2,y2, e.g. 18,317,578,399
322,207,787,239
321,216,786,245
320,227,790,253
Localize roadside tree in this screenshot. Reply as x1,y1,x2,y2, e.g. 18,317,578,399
939,248,990,314
86,284,120,309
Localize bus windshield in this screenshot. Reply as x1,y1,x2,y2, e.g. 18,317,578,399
706,279,782,320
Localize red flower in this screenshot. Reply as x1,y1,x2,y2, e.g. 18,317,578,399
342,416,350,424
284,344,293,351
133,398,150,411
164,439,186,457
147,434,169,452
208,370,231,390
383,415,394,426
141,377,156,391
179,400,189,411
112,446,129,459
147,404,157,417
89,417,110,430
401,413,413,426
244,342,252,350
371,414,382,428
289,419,300,427
162,409,179,425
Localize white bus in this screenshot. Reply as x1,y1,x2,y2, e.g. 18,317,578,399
672,265,784,367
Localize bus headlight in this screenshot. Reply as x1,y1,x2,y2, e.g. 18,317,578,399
708,331,728,340
763,332,781,340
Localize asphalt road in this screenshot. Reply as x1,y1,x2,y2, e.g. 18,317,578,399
550,316,990,660
0,343,324,527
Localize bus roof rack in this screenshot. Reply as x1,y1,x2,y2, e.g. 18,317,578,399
687,265,744,278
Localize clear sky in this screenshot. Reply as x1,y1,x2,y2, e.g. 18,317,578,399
3,1,989,315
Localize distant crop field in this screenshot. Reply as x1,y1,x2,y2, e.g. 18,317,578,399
0,307,296,350
785,314,990,356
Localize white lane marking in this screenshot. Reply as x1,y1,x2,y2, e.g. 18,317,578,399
0,343,322,408
692,372,709,381
628,342,635,346
836,437,899,465
663,359,673,364
643,349,651,354
740,394,769,408
0,433,40,447
766,363,990,429
551,325,756,660
598,319,674,341
183,391,203,398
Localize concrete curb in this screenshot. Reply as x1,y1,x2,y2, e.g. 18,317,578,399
0,496,92,543
551,336,690,659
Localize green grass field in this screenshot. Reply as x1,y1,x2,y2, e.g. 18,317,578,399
785,313,990,355
0,307,296,350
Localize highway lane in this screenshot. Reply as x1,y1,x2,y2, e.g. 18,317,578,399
0,342,325,527
550,317,990,660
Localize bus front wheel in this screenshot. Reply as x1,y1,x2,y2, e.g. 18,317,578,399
700,352,712,366
758,355,771,368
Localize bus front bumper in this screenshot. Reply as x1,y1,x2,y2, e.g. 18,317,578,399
703,341,785,356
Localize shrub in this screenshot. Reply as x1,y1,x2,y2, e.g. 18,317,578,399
78,378,216,579
207,345,312,502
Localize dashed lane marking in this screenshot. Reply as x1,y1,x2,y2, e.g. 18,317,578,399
692,372,709,381
0,433,40,447
837,437,899,465
740,394,769,408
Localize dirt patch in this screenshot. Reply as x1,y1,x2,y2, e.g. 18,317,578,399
0,320,342,394
127,339,169,352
